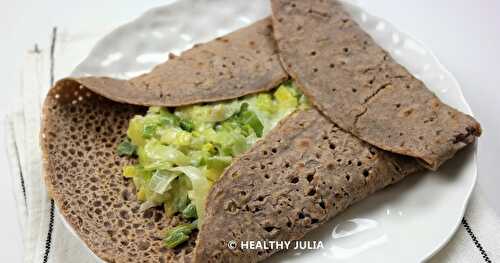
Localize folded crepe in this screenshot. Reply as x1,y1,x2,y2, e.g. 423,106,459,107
41,3,479,263
192,109,420,262
75,18,287,107
270,0,481,170
42,18,288,263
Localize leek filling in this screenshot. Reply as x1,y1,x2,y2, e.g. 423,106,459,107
117,81,308,247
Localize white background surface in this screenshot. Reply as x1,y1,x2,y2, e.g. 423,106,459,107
0,0,498,262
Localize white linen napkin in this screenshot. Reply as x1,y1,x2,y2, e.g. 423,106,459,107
6,24,499,263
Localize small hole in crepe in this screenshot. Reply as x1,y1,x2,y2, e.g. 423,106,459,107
298,212,305,219
307,173,315,182
264,226,277,233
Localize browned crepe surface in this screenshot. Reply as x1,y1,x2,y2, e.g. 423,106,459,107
271,0,481,170
41,81,197,263
193,109,421,262
41,6,463,262
42,82,421,263
40,18,290,263
60,17,287,107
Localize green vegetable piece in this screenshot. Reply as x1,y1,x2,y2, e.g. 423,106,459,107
123,165,138,177
163,223,194,248
169,166,211,224
142,124,157,139
143,139,190,166
206,156,232,170
239,108,263,137
275,85,298,108
164,176,190,216
127,116,146,146
117,138,137,156
179,119,194,132
147,107,160,114
159,113,180,126
255,93,275,113
182,203,197,219
149,170,178,194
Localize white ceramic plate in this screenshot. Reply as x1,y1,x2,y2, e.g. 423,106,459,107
67,0,478,262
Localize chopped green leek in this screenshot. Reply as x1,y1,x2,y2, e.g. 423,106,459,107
117,138,137,156
163,223,195,248
182,203,197,219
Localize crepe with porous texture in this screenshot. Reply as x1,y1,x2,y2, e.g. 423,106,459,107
41,18,291,262
60,17,288,107
42,81,197,263
271,0,481,170
41,11,428,263
42,83,421,263
192,109,421,262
